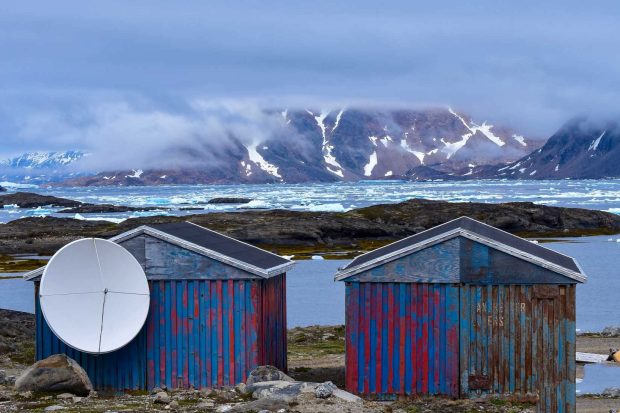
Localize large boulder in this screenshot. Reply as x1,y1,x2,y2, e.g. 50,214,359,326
245,365,294,387
15,354,93,396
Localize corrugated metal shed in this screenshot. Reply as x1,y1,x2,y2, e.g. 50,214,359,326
336,216,585,413
25,222,293,391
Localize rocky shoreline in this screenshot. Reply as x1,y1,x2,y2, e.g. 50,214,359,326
1,193,619,260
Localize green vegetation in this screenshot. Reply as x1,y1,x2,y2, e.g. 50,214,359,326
0,254,47,272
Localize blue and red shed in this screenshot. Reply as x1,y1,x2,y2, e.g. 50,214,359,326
335,217,585,413
24,221,294,391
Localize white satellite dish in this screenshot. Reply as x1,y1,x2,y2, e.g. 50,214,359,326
40,238,150,354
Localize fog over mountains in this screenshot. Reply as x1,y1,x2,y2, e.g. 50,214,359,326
2,108,619,185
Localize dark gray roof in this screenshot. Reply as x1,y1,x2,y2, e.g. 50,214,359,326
343,216,581,273
151,222,290,271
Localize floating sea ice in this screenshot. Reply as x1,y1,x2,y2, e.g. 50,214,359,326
530,240,539,244
282,255,294,260
311,255,324,260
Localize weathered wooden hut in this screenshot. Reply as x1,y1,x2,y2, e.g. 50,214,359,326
24,222,293,391
335,216,585,412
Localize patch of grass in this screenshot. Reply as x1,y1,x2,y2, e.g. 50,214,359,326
10,341,35,365
288,340,345,357
0,254,48,272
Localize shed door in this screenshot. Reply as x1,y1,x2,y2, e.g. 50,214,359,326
459,285,576,413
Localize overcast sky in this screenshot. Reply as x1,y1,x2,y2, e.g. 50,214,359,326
1,1,619,157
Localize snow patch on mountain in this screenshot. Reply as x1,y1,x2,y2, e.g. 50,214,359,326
125,169,143,178
364,151,378,176
512,135,527,146
246,143,282,179
589,131,606,151
400,139,425,164
310,110,344,178
440,136,469,159
448,107,506,147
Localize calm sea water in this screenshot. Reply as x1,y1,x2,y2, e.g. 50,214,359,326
2,179,620,223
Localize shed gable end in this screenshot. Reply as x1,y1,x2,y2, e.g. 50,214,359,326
137,234,258,280
345,238,461,283
344,236,578,284
460,238,578,284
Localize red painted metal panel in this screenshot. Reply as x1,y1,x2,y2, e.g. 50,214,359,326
345,282,459,398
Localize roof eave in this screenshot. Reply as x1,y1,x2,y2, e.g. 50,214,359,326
25,224,295,281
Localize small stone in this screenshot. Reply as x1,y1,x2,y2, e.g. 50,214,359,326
88,390,99,399
72,396,83,403
154,391,171,404
151,386,163,394
17,390,33,399
56,393,75,400
197,400,216,408
41,396,53,401
277,410,287,413
45,406,66,412
216,405,233,412
235,382,248,394
314,381,335,399
245,366,294,387
169,400,179,409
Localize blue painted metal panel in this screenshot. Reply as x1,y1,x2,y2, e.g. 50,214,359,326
345,282,459,398
35,273,288,391
35,284,147,391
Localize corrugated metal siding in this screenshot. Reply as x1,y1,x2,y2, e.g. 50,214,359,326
35,275,288,391
35,284,147,390
258,274,287,371
459,284,576,413
345,282,459,398
147,279,261,389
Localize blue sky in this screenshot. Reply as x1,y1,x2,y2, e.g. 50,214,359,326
1,1,619,159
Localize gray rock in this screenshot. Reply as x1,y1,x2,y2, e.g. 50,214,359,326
246,366,294,387
196,399,215,409
250,380,315,403
216,405,233,413
602,387,620,397
151,386,163,394
87,390,98,399
17,390,33,399
332,388,363,403
154,391,171,404
15,354,93,396
235,382,248,395
168,400,179,409
44,406,66,412
602,326,620,337
314,381,336,399
56,393,74,400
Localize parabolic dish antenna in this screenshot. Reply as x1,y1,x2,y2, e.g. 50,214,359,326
40,238,149,354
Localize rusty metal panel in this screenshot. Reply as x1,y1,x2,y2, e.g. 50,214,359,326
345,282,459,399
459,284,576,413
